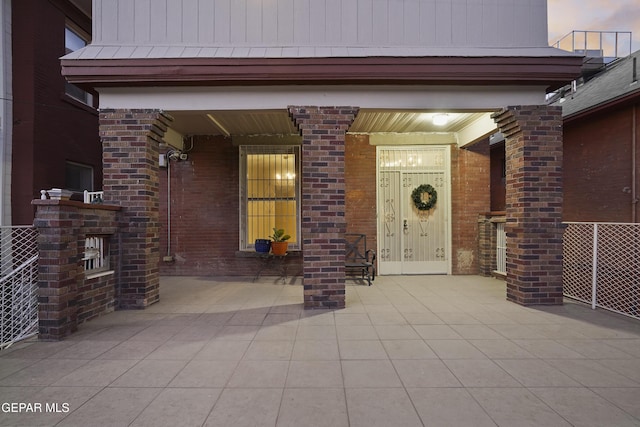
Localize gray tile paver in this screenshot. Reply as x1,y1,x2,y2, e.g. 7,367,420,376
2,275,639,427
346,388,422,427
203,388,282,427
531,387,640,427
407,387,498,427
278,388,349,427
130,388,221,427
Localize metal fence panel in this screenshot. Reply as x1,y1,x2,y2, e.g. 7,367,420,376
563,223,640,320
0,226,39,349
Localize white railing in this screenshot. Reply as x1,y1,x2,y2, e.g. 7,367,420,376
563,222,640,320
84,235,110,274
0,226,39,349
495,222,506,275
84,190,104,204
551,30,632,61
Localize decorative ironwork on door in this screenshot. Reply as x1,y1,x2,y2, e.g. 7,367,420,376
377,147,449,275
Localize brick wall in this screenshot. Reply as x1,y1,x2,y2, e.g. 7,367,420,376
563,105,638,222
157,135,303,278
493,105,564,305
12,0,100,225
289,106,358,309
345,134,377,260
158,132,377,279
451,142,491,274
159,133,489,280
33,199,120,340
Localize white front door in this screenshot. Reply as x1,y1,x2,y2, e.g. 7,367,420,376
377,147,450,275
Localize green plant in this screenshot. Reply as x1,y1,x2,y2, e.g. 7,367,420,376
270,228,291,242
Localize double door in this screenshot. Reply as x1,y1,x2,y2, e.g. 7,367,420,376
377,147,449,274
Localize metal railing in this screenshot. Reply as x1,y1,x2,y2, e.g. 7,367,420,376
551,30,632,61
0,226,39,349
563,222,640,320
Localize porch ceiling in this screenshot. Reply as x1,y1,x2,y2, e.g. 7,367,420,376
168,109,492,141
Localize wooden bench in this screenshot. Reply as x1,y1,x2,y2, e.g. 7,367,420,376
345,233,376,286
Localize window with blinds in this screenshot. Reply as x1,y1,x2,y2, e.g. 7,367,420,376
240,145,300,250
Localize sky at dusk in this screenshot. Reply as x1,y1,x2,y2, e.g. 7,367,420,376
548,0,640,55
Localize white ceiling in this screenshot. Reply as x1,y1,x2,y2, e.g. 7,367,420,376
168,109,494,144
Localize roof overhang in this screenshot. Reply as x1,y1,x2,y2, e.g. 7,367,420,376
62,55,584,92
563,89,640,123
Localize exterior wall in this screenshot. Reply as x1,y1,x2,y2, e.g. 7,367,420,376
92,0,548,49
158,132,378,278
11,0,100,225
159,132,489,278
33,199,120,340
451,141,491,274
563,104,640,223
157,135,304,278
159,130,379,279
345,134,377,254
0,0,11,225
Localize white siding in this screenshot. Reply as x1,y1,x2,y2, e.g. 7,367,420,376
92,0,550,49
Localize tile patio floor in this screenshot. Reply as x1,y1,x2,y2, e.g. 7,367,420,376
1,275,640,426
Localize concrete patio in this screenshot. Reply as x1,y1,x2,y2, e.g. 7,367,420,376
1,275,639,427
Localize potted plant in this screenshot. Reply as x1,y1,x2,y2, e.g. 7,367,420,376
270,228,291,255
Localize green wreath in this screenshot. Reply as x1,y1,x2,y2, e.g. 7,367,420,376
411,184,438,211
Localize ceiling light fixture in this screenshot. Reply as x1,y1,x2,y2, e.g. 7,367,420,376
432,113,449,126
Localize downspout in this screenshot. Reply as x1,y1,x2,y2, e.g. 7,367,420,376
166,156,172,259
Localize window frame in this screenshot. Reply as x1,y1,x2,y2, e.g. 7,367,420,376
239,145,301,251
65,160,94,192
83,235,111,277
64,22,95,107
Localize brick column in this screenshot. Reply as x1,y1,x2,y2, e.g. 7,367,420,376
100,109,170,309
33,202,81,339
492,105,564,305
289,106,358,309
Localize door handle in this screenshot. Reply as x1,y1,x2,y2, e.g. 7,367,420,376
403,219,408,231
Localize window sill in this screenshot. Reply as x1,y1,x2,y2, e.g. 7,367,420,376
61,93,98,115
85,270,115,280
235,250,301,258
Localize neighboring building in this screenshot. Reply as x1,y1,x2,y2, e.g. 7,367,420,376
555,49,640,223
488,47,640,222
0,0,12,225
4,0,100,225
56,0,582,312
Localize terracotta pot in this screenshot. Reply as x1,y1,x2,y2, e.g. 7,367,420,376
270,241,288,255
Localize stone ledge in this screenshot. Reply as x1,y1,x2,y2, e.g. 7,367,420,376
32,199,121,211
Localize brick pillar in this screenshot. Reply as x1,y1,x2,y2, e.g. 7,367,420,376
99,109,170,309
289,106,358,309
33,202,81,339
492,105,564,305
